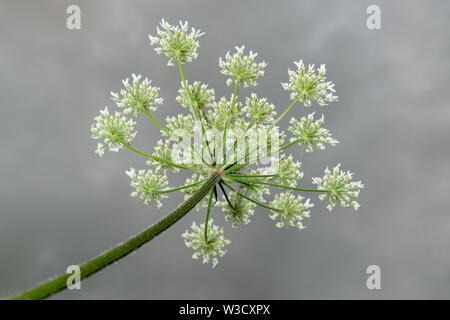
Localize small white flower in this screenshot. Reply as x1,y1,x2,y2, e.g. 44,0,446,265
289,113,338,152
264,154,303,187
146,139,181,173
91,107,136,157
176,81,215,110
312,164,364,211
219,46,267,88
269,192,313,229
149,19,204,66
125,168,168,207
281,60,338,106
111,74,163,117
218,192,256,228
244,93,276,124
182,220,231,268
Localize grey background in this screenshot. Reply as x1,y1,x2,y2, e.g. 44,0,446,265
1,0,449,299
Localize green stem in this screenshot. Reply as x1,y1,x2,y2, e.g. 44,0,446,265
230,79,240,109
223,138,304,173
9,173,221,300
158,179,206,194
227,173,278,178
204,189,215,240
227,97,302,169
223,118,256,166
226,176,327,193
221,180,281,212
118,138,206,174
141,106,169,135
177,56,214,163
267,95,301,132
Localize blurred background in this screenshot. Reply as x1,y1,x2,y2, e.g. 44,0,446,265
1,0,449,299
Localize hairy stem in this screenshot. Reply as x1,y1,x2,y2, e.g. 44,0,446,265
9,173,221,300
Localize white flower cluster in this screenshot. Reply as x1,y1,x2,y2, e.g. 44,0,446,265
244,93,276,124
91,107,136,157
264,155,303,187
91,19,364,269
125,168,168,208
209,96,244,130
182,220,231,268
312,164,364,211
218,192,256,228
281,60,338,106
111,74,163,117
146,139,181,173
149,19,204,66
269,192,313,229
219,46,267,88
176,81,215,110
163,114,194,141
289,112,339,152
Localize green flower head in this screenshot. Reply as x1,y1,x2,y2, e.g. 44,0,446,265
219,46,267,88
126,168,168,208
182,220,231,268
149,19,204,66
289,112,338,152
312,164,364,211
91,107,136,157
111,74,163,117
282,60,338,106
270,192,313,229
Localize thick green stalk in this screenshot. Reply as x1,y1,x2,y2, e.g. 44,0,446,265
9,173,221,300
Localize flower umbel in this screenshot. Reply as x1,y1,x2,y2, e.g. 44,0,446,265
176,81,215,110
182,220,231,268
244,93,276,124
219,46,267,88
91,107,136,157
270,192,313,229
126,168,168,207
289,112,339,152
218,192,256,228
312,164,364,211
163,114,194,141
7,17,370,301
149,19,204,66
281,60,338,106
146,139,181,173
111,74,163,117
90,19,364,269
264,154,303,187
209,96,244,130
